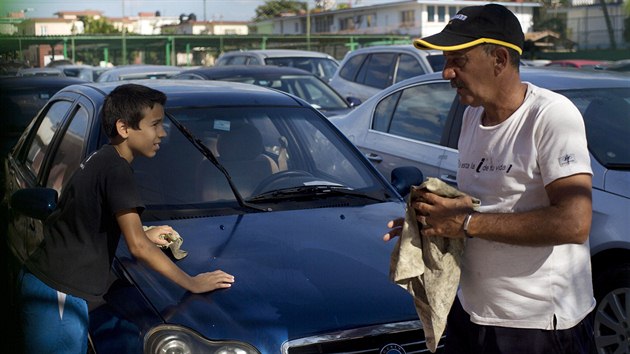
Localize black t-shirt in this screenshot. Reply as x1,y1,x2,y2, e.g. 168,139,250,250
26,144,145,300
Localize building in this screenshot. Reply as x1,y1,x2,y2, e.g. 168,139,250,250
162,20,249,35
250,0,539,38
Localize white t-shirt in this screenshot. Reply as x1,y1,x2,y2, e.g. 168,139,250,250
456,83,595,330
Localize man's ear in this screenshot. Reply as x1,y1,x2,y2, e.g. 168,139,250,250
115,119,130,138
494,47,509,73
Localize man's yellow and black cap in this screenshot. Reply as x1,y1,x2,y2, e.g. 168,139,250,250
413,4,524,55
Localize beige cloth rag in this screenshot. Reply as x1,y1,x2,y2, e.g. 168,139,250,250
389,177,480,352
143,226,188,260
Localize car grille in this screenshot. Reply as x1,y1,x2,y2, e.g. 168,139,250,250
283,321,444,354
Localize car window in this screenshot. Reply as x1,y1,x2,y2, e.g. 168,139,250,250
426,54,446,72
372,82,455,145
25,101,73,178
395,54,425,83
339,53,367,81
317,59,340,81
0,86,59,134
558,88,630,168
45,105,90,195
358,53,396,89
227,56,248,65
280,76,348,110
245,56,262,65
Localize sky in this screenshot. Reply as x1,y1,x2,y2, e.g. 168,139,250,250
2,0,401,22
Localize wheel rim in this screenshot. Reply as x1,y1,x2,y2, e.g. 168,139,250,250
594,287,630,354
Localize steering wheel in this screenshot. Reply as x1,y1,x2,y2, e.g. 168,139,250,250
251,170,314,195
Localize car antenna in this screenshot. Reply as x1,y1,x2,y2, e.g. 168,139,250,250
166,114,270,212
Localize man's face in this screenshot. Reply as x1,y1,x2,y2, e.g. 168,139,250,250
442,45,495,107
127,104,166,158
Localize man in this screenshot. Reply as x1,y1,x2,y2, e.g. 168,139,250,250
384,4,595,353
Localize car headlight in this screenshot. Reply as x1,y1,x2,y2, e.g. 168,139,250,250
144,324,260,354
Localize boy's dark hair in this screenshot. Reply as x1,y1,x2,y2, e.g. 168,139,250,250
102,83,167,138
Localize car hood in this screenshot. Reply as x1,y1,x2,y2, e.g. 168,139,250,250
115,202,417,350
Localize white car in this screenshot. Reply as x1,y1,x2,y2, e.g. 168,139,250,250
96,64,183,82
328,45,444,103
214,49,339,82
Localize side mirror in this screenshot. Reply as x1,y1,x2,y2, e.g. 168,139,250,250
10,188,58,220
391,167,424,197
346,97,362,107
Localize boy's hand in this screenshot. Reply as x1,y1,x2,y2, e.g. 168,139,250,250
190,270,235,293
145,225,175,246
383,217,404,241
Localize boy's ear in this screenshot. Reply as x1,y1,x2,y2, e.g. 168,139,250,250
115,119,130,138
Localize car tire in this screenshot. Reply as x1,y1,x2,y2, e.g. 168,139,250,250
592,263,630,354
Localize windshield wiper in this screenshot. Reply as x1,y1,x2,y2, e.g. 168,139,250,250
247,185,386,203
166,114,269,212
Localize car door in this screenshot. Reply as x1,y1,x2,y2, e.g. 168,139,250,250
358,79,459,184
5,93,95,264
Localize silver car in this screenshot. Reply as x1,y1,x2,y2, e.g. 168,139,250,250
214,49,340,82
96,64,183,82
328,45,444,103
331,67,630,354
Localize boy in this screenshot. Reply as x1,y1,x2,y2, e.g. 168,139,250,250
19,83,235,353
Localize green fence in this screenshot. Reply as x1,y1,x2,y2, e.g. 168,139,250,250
0,34,414,67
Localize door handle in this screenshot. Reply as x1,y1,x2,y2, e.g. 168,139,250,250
440,174,457,185
365,153,383,163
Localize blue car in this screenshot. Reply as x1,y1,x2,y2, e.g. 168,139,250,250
3,80,432,353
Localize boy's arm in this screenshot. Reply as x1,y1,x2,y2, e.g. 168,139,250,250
116,209,234,293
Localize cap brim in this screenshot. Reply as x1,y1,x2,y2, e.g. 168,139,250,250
413,32,523,54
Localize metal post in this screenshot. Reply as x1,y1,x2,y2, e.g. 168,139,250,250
306,1,311,50
165,41,171,66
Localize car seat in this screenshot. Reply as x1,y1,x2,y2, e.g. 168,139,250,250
198,123,279,201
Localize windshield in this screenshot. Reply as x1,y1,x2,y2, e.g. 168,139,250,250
222,74,348,110
557,88,630,169
131,106,389,209
264,57,339,81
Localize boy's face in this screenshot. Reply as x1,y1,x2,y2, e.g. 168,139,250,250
127,104,166,158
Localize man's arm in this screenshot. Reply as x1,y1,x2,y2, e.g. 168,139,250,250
116,210,234,293
416,173,592,246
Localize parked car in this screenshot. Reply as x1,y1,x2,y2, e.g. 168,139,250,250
56,64,110,82
173,65,360,117
3,79,439,353
214,49,340,82
0,76,88,158
16,67,65,77
96,64,183,82
329,45,444,103
331,66,630,354
544,59,608,69
595,58,630,72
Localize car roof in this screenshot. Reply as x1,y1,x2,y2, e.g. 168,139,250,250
58,79,309,108
0,76,88,90
176,65,314,79
221,49,335,59
399,66,630,91
348,45,442,55
100,65,182,75
546,59,606,65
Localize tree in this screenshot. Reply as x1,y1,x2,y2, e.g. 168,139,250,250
254,0,308,21
80,16,120,35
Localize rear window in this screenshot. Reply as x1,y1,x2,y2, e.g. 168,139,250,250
558,88,630,169
426,54,445,72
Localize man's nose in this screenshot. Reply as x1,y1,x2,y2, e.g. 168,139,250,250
442,66,455,80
